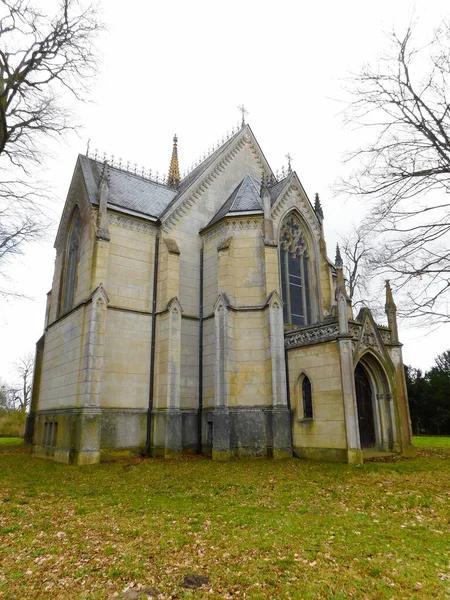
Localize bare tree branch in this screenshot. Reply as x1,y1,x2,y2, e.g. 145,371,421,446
340,20,450,325
0,0,103,285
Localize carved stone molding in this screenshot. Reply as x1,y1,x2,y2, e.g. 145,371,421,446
285,322,340,348
163,137,248,232
108,212,157,234
202,217,262,243
273,187,320,241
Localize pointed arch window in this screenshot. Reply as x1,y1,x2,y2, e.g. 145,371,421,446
279,214,312,326
61,208,82,315
302,376,313,419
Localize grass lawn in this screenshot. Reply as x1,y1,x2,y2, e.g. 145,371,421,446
0,440,449,599
0,437,24,446
413,435,450,448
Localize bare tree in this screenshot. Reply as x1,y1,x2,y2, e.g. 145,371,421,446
339,224,373,307
341,21,450,324
0,378,20,410
13,351,33,410
0,0,102,283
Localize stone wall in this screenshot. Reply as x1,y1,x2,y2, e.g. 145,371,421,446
287,341,347,460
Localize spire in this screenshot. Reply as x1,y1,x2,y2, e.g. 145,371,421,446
98,160,110,193
385,280,399,343
335,243,343,269
167,134,180,188
385,279,397,311
314,193,324,221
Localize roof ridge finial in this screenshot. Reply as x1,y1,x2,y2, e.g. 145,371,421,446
237,104,248,127
314,192,324,221
285,152,292,173
167,133,180,189
335,243,343,269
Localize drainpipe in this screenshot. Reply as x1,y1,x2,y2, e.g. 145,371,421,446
197,244,204,453
285,347,300,458
145,233,160,456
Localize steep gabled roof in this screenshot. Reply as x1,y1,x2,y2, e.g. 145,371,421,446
268,175,290,205
78,155,176,219
161,124,274,222
205,173,263,229
71,123,276,227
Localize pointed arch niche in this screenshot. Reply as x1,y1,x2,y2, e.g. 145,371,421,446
60,206,82,315
279,212,313,326
354,352,398,452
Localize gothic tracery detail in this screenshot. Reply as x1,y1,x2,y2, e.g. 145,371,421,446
279,215,306,257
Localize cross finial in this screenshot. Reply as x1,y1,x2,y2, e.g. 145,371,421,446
237,104,248,127
285,153,292,173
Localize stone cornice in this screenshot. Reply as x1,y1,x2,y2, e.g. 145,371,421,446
202,216,263,243
108,212,158,234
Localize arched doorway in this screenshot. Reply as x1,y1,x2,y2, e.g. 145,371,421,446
354,363,376,448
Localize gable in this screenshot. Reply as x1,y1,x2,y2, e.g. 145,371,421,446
271,173,322,244
161,125,273,232
351,309,393,370
54,159,93,251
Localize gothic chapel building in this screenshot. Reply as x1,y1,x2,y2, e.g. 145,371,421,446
27,122,415,465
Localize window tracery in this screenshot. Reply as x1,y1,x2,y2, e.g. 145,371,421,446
61,208,82,315
279,213,312,326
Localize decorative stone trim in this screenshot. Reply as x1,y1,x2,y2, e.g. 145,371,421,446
164,237,180,255
286,319,392,350
108,212,158,234
285,322,340,348
202,216,262,243
162,127,272,233
272,182,320,240
217,236,232,251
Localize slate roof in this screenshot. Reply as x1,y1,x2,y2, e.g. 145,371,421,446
78,155,177,219
77,125,284,224
206,173,264,228
269,175,290,205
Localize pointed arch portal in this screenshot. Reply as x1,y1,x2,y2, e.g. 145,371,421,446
354,354,398,452
354,363,376,448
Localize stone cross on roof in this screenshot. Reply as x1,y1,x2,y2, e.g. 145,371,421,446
237,104,248,127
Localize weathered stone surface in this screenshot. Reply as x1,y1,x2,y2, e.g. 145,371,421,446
31,124,414,466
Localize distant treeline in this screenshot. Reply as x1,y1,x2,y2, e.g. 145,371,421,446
406,350,450,436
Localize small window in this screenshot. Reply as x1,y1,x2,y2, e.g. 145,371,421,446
302,377,313,419
43,422,58,447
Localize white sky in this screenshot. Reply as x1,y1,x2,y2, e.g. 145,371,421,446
1,0,449,382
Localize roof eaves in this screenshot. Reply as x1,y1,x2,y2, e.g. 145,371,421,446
107,203,159,222
199,209,263,235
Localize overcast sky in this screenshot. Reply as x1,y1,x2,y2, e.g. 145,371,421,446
1,0,449,383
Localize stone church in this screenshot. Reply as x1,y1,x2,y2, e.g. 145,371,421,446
27,121,415,465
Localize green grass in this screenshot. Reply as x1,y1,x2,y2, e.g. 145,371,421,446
0,442,449,599
0,437,24,446
413,435,450,448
